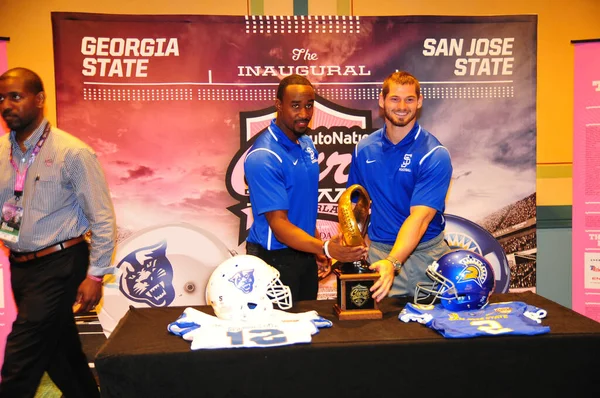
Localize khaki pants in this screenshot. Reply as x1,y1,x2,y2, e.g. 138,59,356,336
369,232,450,298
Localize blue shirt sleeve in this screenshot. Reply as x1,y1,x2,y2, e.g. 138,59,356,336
411,147,452,212
244,149,289,215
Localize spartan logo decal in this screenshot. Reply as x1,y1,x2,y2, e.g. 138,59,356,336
457,255,489,288
117,240,175,307
225,94,374,245
229,268,255,294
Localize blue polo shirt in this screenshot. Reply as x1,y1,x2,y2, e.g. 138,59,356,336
245,120,320,250
347,122,452,245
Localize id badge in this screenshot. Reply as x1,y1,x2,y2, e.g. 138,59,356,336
0,198,24,243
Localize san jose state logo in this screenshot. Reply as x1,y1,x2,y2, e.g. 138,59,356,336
225,94,374,244
305,146,318,163
399,153,412,172
457,256,489,288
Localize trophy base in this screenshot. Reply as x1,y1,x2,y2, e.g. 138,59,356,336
333,304,383,321
333,266,382,321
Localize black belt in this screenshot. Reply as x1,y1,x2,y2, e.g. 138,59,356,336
246,241,309,257
10,236,86,263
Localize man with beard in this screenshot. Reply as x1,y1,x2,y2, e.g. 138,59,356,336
0,68,115,397
245,74,366,302
347,71,453,303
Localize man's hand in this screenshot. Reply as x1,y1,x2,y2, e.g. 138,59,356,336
327,239,368,263
369,259,395,302
74,277,102,314
316,252,332,280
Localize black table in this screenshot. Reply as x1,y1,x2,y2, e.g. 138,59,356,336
95,292,600,397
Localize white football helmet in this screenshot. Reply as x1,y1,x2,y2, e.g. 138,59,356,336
205,255,292,321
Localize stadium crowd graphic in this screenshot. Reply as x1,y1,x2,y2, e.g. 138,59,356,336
478,193,537,290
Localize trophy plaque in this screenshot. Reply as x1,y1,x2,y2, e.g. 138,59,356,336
333,184,382,320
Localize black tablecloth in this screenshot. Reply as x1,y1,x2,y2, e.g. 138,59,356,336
95,292,600,398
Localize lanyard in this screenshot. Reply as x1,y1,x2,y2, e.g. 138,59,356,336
9,122,51,198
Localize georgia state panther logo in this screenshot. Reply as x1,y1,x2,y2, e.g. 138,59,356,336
457,256,489,288
117,240,175,306
228,268,255,294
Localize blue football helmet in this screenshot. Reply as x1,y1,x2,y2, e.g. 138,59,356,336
415,249,496,311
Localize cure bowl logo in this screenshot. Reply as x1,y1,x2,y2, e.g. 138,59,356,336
350,284,370,307
225,94,373,245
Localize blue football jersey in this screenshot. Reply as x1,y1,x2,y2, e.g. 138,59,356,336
399,301,550,338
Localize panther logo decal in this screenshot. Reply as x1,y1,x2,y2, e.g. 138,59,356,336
117,240,175,306
228,268,255,294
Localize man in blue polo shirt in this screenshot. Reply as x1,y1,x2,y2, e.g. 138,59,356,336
245,74,367,301
348,71,453,302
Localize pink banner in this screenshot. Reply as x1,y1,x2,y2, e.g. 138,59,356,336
572,40,600,321
0,40,7,135
0,40,6,70
0,37,18,378
0,244,15,375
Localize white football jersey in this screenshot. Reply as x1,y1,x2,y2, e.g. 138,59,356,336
190,321,314,350
168,307,330,349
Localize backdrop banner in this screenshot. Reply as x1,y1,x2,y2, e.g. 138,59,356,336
572,40,600,322
51,13,537,335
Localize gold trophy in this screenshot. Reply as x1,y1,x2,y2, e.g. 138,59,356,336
333,184,382,320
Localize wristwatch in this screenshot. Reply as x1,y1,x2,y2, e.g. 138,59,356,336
385,255,403,273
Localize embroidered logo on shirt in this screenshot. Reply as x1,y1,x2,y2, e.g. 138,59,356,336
366,159,376,164
399,154,412,172
293,159,299,166
305,147,318,163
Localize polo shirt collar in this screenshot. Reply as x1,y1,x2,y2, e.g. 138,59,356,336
381,122,421,150
268,119,301,151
